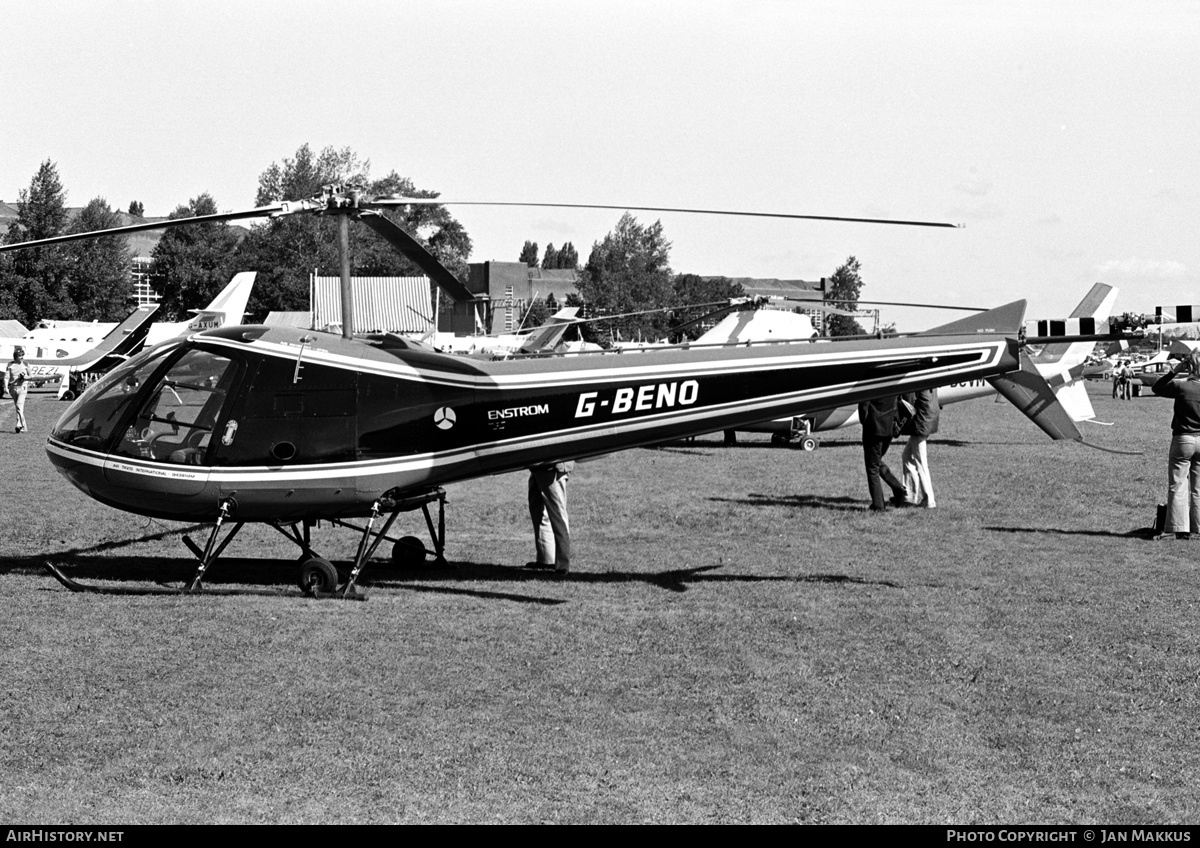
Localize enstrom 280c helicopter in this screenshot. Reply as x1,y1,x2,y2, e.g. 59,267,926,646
0,187,1111,599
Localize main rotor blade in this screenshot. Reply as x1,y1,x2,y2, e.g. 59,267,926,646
367,198,962,229
0,203,288,253
356,210,477,303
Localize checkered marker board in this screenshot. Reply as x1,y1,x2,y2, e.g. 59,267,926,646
1156,306,1200,323
1031,317,1109,336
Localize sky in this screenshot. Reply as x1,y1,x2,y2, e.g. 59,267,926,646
3,0,1198,331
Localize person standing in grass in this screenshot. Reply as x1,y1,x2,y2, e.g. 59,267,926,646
1151,351,1200,539
526,460,574,573
5,347,31,433
901,386,939,508
858,395,909,511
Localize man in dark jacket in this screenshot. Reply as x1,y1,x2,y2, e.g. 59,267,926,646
858,396,909,511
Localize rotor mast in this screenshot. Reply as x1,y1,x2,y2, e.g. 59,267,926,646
338,210,353,339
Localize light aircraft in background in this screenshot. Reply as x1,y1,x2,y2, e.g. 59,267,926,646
0,186,1105,599
1,306,160,398
430,307,600,358
138,272,256,348
0,339,72,389
1126,341,1200,392
39,273,256,399
720,283,1119,449
22,272,255,350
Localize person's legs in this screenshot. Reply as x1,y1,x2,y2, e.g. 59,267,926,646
528,472,554,564
863,439,887,509
909,437,935,507
12,387,26,432
540,467,571,570
1167,435,1193,533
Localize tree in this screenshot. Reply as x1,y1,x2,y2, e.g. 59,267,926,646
1,160,73,324
556,242,579,270
519,240,539,266
66,198,134,321
128,200,145,217
539,241,578,270
576,213,674,341
150,193,242,321
237,144,472,318
520,297,550,329
825,256,866,337
670,274,746,339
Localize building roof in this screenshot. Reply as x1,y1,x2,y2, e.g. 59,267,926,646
263,311,315,329
311,276,433,334
724,277,825,301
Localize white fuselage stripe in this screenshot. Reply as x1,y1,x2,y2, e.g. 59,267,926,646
48,336,1007,486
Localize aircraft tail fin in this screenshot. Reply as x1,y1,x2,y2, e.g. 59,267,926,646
987,351,1083,442
28,305,160,368
916,300,1027,336
1034,283,1119,367
517,307,580,355
189,271,256,330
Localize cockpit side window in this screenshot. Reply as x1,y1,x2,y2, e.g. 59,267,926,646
50,347,176,452
113,350,239,465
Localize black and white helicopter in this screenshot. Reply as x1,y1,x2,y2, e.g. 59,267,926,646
0,187,1091,598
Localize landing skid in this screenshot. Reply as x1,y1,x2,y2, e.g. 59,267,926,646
42,562,366,599
42,487,448,600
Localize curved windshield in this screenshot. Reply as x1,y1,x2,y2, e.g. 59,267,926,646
50,345,179,451
113,349,240,465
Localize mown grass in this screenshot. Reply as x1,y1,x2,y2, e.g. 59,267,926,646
0,383,1197,824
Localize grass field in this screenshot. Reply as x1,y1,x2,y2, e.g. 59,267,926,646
0,381,1197,824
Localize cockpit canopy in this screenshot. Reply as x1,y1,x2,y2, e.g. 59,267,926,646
50,337,445,468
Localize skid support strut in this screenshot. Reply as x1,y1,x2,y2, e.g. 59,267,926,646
269,519,321,561
180,498,244,592
339,496,404,598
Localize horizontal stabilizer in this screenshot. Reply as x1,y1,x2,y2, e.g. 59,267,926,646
1052,380,1097,424
987,351,1083,442
916,300,1026,337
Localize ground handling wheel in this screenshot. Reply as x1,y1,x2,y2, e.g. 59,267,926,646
799,435,818,452
391,535,428,568
298,557,339,596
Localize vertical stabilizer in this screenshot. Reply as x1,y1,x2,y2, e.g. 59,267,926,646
189,271,257,329
1034,283,1118,367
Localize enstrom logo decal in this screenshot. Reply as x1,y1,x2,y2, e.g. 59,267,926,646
433,407,456,430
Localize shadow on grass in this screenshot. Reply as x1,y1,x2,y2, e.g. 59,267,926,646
0,524,207,576
5,553,898,601
9,554,569,606
983,524,1160,540
378,562,901,594
709,493,865,511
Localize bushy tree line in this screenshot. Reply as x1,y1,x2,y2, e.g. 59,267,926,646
0,161,135,325
517,211,871,344
0,146,473,324
519,214,737,342
3,152,868,336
